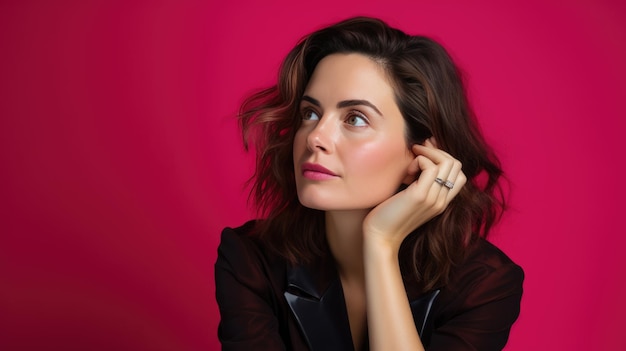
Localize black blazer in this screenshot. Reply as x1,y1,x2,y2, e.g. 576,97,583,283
215,221,523,351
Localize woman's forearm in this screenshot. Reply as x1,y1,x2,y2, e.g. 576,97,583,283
364,237,425,351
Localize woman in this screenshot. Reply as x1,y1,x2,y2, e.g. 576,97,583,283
215,17,523,351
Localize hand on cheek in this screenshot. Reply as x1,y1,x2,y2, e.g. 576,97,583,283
363,138,466,250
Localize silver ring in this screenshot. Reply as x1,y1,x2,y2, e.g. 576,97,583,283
444,180,454,189
434,177,444,185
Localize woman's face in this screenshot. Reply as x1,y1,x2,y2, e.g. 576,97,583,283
293,53,414,211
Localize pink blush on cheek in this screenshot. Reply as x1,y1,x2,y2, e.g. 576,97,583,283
347,144,410,188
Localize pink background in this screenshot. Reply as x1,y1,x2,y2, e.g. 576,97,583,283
1,0,625,350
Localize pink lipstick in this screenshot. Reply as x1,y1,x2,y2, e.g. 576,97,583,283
302,162,338,180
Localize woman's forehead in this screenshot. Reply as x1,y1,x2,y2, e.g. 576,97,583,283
303,53,394,103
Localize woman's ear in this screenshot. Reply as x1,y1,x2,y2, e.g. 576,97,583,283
401,144,420,186
425,137,439,148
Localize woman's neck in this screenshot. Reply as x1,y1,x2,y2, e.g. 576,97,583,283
325,209,369,283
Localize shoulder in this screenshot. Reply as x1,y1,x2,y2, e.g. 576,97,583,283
465,238,523,275
215,222,302,349
215,220,289,310
449,238,524,298
426,239,523,349
436,238,524,321
216,220,285,274
463,238,524,288
218,220,264,260
216,220,288,280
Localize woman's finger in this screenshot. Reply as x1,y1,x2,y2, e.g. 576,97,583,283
408,141,465,212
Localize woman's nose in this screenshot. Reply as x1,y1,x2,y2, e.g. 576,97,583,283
306,116,335,153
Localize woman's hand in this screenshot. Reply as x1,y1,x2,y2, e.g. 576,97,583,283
362,140,467,350
362,138,467,251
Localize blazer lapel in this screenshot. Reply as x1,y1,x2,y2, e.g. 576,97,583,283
284,256,441,350
284,260,354,351
409,289,440,346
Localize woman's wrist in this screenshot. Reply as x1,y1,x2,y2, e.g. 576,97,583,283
363,232,401,261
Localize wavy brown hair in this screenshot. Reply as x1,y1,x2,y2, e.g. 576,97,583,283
239,17,506,292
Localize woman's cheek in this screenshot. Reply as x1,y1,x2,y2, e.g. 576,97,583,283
348,141,409,190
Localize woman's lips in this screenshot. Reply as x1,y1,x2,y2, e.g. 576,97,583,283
302,162,338,180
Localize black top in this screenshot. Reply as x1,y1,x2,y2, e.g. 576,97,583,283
215,221,523,351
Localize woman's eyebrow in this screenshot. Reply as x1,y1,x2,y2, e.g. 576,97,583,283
337,99,382,116
301,95,382,116
301,95,320,106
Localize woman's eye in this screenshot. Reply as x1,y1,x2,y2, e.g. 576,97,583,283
346,113,368,127
302,110,320,121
